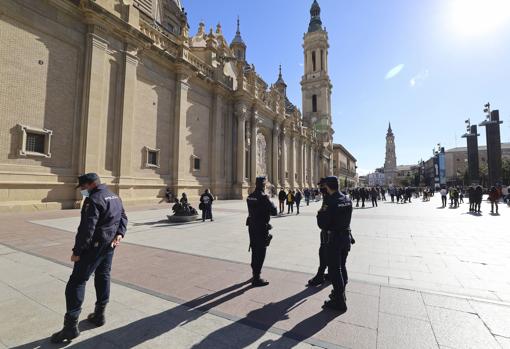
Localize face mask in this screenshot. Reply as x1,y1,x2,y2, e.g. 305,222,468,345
80,189,90,198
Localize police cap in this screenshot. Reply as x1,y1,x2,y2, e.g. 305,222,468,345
323,176,338,186
76,173,100,188
255,176,266,186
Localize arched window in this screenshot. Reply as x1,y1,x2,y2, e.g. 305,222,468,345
321,50,324,70
312,51,316,71
312,94,318,113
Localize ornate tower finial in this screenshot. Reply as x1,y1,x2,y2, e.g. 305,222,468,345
308,0,323,32
230,15,246,60
276,64,286,86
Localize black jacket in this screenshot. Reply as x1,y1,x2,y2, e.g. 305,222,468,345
247,189,277,229
73,184,128,256
317,191,352,233
200,193,214,205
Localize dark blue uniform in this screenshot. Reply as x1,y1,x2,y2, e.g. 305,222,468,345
317,190,352,302
247,188,277,279
66,184,127,320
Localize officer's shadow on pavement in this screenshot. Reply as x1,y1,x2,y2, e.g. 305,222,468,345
189,286,338,349
11,281,336,349
10,280,251,349
132,219,204,228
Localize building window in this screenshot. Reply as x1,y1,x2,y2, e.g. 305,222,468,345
285,171,289,179
312,51,316,71
145,146,160,168
18,124,52,158
192,156,201,171
312,95,318,113
321,49,324,70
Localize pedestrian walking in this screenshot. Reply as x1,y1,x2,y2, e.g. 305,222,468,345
199,188,214,222
278,188,286,214
304,188,311,206
295,189,303,214
440,187,447,208
286,190,295,214
370,187,378,207
489,186,500,215
51,173,128,343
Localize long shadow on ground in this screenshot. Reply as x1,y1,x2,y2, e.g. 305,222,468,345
12,281,336,349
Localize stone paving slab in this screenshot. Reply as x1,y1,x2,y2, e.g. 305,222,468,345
24,196,510,300
2,237,510,348
2,197,510,348
0,247,314,349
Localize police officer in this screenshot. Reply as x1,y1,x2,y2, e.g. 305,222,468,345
308,178,329,286
317,176,352,313
247,176,277,287
51,173,128,343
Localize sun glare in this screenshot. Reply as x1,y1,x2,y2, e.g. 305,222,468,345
451,0,510,37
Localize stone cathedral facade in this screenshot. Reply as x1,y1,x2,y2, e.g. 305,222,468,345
0,0,346,211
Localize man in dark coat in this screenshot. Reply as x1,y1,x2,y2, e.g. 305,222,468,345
278,188,286,214
199,188,214,222
51,173,128,343
247,177,277,287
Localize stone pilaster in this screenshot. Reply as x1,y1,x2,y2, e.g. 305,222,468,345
210,92,223,193
307,142,312,187
290,132,295,188
250,110,258,186
172,66,192,191
79,28,109,175
235,104,247,186
272,123,280,186
297,137,303,188
118,43,139,183
280,127,287,188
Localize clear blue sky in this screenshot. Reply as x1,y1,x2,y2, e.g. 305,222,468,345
183,0,510,174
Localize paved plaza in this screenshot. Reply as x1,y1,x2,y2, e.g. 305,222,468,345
1,195,510,348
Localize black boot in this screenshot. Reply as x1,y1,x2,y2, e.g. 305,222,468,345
51,314,80,343
329,290,347,302
251,275,269,287
87,305,106,327
322,297,347,313
307,274,325,286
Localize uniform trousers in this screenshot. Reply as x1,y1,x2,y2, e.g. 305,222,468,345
326,232,350,298
65,243,114,320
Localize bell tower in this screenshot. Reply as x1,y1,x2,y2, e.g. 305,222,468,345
384,122,397,185
301,0,332,139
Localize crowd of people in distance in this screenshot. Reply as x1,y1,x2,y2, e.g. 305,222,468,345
277,188,305,214
347,186,416,208
439,184,505,215
161,182,508,222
